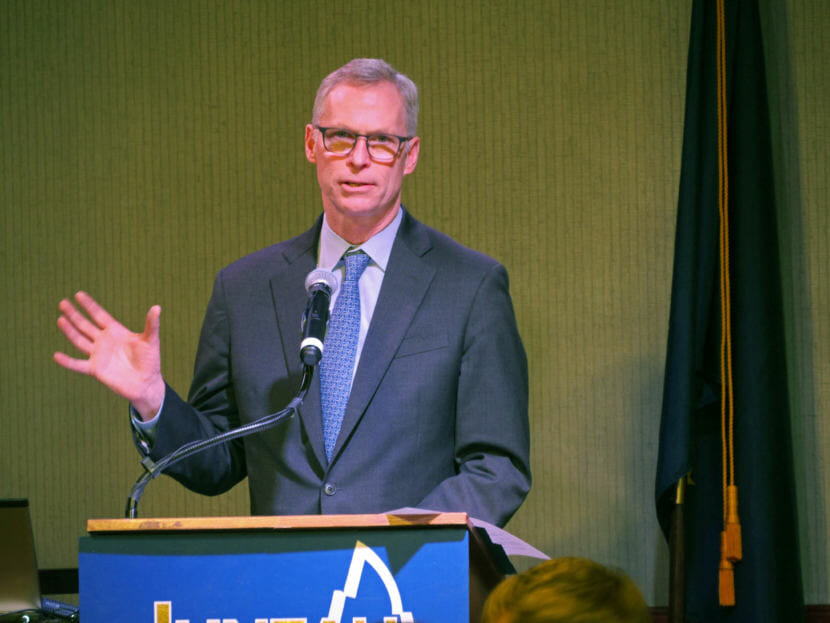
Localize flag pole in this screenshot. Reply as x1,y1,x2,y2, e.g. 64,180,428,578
669,476,686,623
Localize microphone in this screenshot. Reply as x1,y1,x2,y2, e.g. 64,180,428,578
300,269,340,366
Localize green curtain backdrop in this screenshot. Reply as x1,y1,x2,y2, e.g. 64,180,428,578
1,0,827,606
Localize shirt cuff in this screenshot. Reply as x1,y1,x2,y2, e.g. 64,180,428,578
129,394,164,451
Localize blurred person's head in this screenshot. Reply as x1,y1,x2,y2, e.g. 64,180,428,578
482,557,650,623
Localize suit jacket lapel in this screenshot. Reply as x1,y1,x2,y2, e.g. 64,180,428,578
269,217,328,468
329,211,436,463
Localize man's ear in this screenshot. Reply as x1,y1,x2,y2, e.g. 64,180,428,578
304,125,317,163
403,136,420,175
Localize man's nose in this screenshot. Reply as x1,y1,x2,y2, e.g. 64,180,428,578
348,136,371,166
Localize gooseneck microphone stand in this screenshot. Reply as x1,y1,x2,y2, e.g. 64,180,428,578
125,364,314,519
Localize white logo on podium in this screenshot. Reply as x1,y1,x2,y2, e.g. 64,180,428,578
323,540,414,623
152,540,417,622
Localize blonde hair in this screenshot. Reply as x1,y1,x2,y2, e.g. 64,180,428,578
482,557,650,623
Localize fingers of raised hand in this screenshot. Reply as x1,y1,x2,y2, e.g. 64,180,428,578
52,350,91,375
58,295,103,341
74,291,117,328
56,314,94,355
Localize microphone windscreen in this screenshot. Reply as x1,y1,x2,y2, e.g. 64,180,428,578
304,269,340,295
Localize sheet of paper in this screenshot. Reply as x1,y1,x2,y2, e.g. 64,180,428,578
388,507,550,561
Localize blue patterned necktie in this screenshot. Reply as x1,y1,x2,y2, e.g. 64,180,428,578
320,250,370,460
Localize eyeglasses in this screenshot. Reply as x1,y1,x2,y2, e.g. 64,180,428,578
315,126,413,162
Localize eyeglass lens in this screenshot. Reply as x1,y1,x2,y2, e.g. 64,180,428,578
323,129,400,161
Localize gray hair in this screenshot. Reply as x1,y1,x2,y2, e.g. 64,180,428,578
312,58,419,136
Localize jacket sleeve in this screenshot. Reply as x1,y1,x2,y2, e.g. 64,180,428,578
134,270,248,496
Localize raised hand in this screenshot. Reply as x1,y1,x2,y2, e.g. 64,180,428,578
54,291,165,421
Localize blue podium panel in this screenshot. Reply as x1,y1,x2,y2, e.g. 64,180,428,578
79,526,470,623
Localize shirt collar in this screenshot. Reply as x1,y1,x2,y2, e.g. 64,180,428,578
318,208,403,272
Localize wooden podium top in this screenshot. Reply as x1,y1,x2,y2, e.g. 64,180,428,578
87,511,472,534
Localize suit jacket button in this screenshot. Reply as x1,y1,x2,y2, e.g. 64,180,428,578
324,483,336,496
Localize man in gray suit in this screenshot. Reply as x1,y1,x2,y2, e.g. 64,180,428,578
54,58,530,527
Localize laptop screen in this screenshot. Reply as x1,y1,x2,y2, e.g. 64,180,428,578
0,499,42,613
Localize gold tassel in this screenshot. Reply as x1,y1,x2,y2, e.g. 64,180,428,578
719,558,735,606
725,485,743,561
719,532,736,606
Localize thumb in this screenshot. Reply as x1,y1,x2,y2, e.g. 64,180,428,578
143,305,162,343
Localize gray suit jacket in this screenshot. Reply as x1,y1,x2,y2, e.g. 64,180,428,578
147,209,530,526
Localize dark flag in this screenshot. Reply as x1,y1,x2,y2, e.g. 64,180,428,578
655,0,804,621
